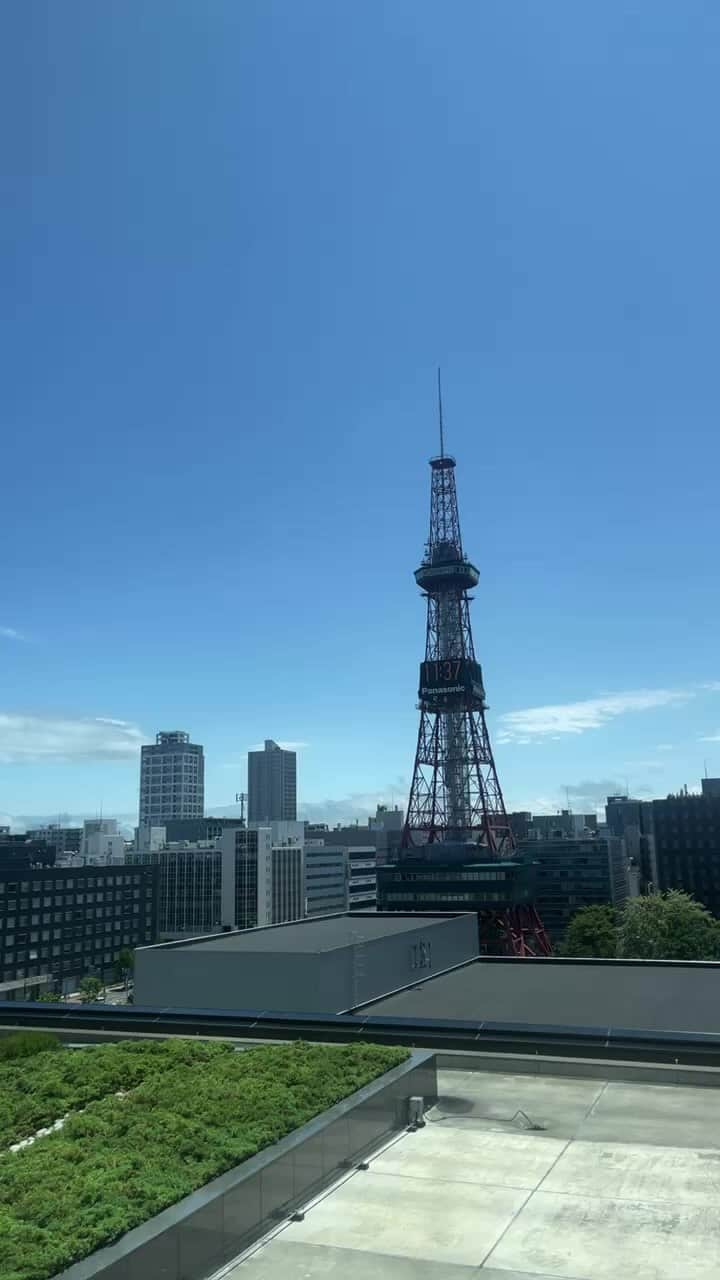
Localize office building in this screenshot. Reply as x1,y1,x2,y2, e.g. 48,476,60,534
515,811,598,840
134,816,244,852
0,851,157,998
155,844,223,939
641,782,720,917
347,846,377,909
370,805,404,832
26,825,82,857
247,739,296,823
220,827,303,930
305,822,402,867
378,852,541,954
0,832,57,870
139,730,204,827
79,819,126,864
518,836,631,944
304,844,348,915
135,911,478,1013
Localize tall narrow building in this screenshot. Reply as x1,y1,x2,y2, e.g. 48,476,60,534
139,730,204,826
248,739,297,823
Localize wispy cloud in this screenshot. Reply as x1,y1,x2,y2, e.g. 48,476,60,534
0,626,25,641
0,714,144,764
497,688,692,743
699,732,720,743
564,778,629,807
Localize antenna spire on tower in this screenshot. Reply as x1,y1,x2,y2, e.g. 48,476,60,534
437,367,445,457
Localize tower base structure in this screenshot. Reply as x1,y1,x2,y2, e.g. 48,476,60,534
477,904,551,957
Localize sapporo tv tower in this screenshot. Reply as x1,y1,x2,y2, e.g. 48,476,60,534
381,375,550,956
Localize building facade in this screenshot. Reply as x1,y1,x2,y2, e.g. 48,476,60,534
642,784,720,917
79,819,126,865
347,846,378,909
26,826,82,857
220,827,303,930
135,912,479,1014
378,852,538,953
518,836,631,943
154,844,223,939
139,730,204,827
247,740,297,823
0,856,157,997
304,844,348,915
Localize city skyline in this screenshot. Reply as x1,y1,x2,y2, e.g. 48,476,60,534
3,3,720,826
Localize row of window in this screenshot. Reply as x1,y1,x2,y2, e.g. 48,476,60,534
384,891,508,903
386,870,509,883
0,874,150,892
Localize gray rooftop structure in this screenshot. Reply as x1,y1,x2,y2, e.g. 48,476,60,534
356,955,720,1035
135,912,479,1014
172,913,445,953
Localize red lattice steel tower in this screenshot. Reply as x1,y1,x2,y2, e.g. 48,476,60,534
399,376,550,956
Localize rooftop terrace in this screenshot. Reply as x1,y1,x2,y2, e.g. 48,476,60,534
228,1063,720,1280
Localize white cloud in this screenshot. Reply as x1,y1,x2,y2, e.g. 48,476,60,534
497,688,691,743
0,626,25,641
699,733,720,743
0,714,144,764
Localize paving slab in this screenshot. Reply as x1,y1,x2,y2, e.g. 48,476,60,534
284,1168,529,1266
225,1240,481,1278
543,1138,720,1207
485,1188,720,1280
370,1123,566,1190
576,1080,720,1148
435,1070,604,1139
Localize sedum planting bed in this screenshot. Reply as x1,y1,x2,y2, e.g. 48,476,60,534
0,1037,408,1280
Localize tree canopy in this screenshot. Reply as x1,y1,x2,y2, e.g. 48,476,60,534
562,905,617,958
562,891,720,961
78,975,104,1004
617,890,720,960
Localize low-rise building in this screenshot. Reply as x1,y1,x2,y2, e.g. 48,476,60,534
135,911,479,1013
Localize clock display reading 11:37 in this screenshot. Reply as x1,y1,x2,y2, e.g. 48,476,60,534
423,660,463,682
418,658,485,703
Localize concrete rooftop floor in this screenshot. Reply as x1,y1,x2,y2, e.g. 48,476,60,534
223,1067,720,1280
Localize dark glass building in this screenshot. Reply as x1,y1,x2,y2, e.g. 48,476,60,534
518,836,629,944
644,784,720,916
378,850,538,952
0,857,157,997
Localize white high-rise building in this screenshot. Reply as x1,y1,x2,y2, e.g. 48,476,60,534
139,730,204,826
220,827,304,930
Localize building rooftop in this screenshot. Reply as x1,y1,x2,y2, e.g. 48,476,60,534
229,1063,718,1280
356,956,720,1035
158,912,464,955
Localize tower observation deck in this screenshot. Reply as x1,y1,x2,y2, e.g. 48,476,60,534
382,378,550,956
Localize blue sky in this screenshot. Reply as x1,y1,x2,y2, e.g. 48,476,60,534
2,1,720,828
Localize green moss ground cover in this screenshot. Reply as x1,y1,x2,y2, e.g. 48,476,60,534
0,1038,222,1148
0,1040,408,1280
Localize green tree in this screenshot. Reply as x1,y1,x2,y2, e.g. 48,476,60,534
37,991,63,1003
563,904,617,957
618,889,720,960
114,947,134,987
78,975,104,1004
